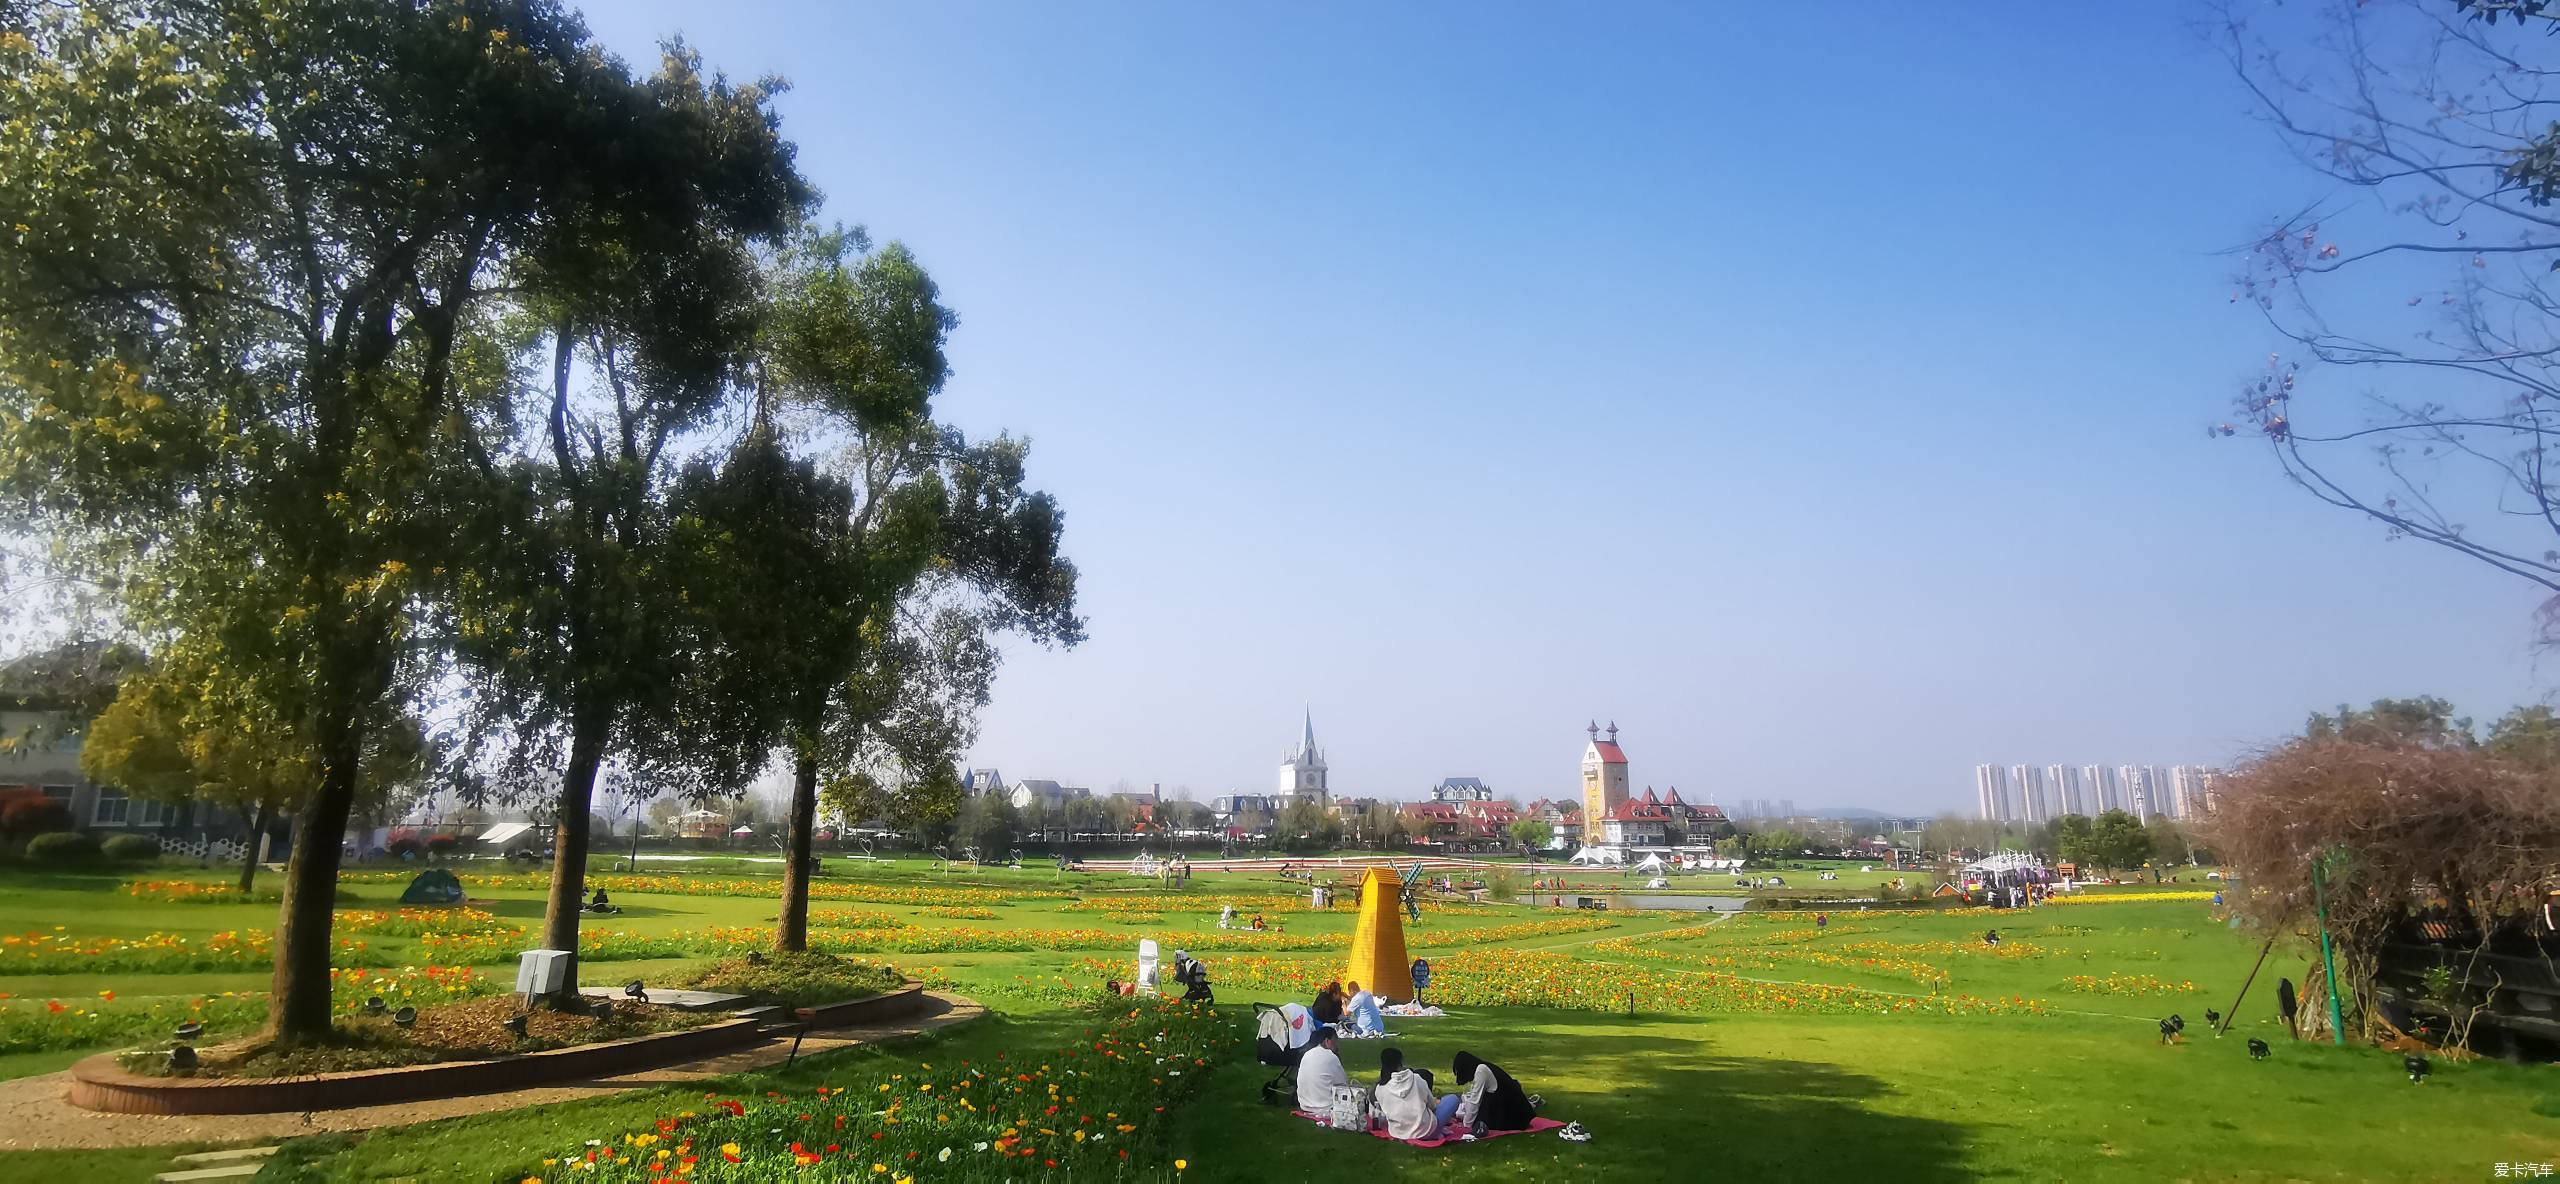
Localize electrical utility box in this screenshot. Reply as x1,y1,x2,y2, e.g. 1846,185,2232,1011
516,949,573,998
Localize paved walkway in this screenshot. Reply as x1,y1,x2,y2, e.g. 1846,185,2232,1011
0,992,984,1151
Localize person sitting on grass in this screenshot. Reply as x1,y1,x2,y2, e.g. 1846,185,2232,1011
1447,1051,1536,1134
1294,1025,1350,1114
1310,981,1345,1027
1372,1046,1439,1140
1250,914,1268,931
1342,980,1384,1036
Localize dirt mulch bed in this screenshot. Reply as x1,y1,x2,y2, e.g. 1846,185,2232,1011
125,996,716,1079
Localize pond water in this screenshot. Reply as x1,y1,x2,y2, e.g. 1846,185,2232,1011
1511,893,1751,912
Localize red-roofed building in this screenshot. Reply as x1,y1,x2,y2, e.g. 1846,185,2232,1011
1600,798,1673,846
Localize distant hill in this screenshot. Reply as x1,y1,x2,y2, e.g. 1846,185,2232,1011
1810,807,1890,821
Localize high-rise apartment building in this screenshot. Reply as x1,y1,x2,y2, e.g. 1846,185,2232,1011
2171,765,2216,818
2047,764,2085,816
2145,765,2175,818
1974,764,2013,821
2082,764,2120,813
2008,764,2049,822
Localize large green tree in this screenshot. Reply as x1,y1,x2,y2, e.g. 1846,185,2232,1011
0,0,799,1042
439,45,808,994
671,230,1080,952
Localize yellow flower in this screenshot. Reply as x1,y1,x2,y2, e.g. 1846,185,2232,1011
871,1164,887,1174
1177,1160,1189,1171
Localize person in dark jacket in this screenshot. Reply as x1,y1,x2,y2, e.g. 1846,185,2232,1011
1310,981,1345,1026
1447,1050,1535,1132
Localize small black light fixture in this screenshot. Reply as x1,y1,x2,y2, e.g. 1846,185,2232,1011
393,1006,417,1028
172,1020,205,1042
624,980,649,1004
501,1013,529,1039
166,1045,198,1074
363,996,388,1017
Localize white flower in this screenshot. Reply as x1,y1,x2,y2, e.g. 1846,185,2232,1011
1168,1069,1182,1076
973,1142,990,1152
937,1147,952,1163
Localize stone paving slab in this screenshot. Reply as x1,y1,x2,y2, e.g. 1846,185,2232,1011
0,993,982,1151
574,986,748,1012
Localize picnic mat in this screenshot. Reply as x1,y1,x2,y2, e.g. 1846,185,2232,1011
1291,1112,1566,1148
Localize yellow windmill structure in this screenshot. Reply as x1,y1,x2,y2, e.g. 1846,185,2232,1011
1342,865,1415,1000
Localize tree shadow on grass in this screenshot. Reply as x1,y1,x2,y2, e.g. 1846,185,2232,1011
1176,1016,1971,1183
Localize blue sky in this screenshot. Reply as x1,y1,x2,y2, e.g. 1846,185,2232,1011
577,1,2548,813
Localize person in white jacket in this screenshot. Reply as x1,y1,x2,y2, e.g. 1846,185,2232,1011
1293,1026,1351,1114
1370,1047,1440,1140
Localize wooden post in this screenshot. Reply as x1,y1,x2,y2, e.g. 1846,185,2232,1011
2217,935,2276,1038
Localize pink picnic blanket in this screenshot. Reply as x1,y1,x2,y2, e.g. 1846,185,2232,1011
1292,1111,1565,1149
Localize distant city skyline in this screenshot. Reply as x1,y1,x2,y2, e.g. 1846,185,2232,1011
1974,762,2219,824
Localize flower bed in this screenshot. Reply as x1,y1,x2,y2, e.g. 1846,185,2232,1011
338,871,1071,907
508,995,1228,1181
338,906,523,940
811,909,916,929
2058,973,2198,997
1588,936,1953,988
922,906,997,921
0,928,384,975
0,966,489,1058
121,880,280,905
2043,891,2217,906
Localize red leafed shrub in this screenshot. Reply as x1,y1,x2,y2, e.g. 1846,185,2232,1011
0,789,73,840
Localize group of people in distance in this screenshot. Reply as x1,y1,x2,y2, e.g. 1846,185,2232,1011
1293,1023,1535,1141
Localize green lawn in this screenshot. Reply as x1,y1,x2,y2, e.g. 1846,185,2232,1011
0,861,2546,1182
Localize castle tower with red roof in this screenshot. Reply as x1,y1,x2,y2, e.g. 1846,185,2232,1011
1580,720,1629,829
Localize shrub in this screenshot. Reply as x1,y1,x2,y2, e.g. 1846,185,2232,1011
101,833,160,862
673,951,906,1010
423,835,457,855
25,832,100,862
0,791,73,840
385,838,422,859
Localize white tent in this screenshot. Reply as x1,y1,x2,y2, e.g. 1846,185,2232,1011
1568,846,1623,866
479,821,534,846
1632,853,1668,874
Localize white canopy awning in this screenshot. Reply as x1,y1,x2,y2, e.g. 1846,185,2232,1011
479,821,534,845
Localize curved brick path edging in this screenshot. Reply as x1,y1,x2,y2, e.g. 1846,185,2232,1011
70,982,934,1116
0,991,983,1151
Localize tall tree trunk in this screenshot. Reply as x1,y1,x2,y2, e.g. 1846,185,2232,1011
539,725,605,1002
775,749,819,953
267,717,361,1044
238,796,274,895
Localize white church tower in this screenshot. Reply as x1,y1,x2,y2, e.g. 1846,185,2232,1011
1277,707,1328,801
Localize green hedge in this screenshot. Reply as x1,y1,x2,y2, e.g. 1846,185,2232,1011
25,832,101,862
101,833,161,861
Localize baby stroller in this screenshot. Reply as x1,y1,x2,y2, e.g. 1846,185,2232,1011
1170,950,1213,1004
1252,1002,1314,1106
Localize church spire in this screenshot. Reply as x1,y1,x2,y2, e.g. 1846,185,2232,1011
1302,704,1316,758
